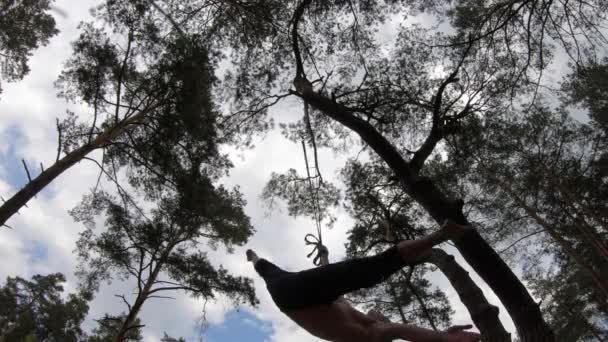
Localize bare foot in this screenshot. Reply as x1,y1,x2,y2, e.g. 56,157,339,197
440,221,471,241
246,249,258,263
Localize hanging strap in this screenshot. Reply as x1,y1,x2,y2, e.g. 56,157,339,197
305,233,328,266
301,101,329,267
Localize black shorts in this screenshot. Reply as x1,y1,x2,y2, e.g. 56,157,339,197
254,246,405,311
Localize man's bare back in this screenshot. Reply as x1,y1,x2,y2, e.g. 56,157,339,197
247,223,482,342
285,297,480,342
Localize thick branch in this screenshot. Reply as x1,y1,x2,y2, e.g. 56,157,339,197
410,41,473,174
0,106,153,228
295,88,553,340
419,249,510,341
291,0,312,78
409,74,459,174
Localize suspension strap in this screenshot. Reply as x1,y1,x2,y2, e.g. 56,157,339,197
305,233,328,266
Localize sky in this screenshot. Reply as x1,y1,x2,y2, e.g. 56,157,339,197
0,1,580,341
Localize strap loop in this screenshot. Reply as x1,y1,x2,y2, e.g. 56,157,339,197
305,233,328,266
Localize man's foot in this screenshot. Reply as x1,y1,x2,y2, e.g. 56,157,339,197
246,249,259,263
440,221,471,241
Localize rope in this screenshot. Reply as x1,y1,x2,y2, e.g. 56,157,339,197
301,101,327,266
305,233,328,266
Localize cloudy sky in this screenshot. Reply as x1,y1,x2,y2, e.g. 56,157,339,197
0,0,574,341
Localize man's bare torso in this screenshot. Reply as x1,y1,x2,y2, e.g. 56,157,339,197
285,298,378,342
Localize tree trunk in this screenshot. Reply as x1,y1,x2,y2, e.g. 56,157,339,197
299,89,555,341
114,260,163,342
420,248,511,341
0,109,149,228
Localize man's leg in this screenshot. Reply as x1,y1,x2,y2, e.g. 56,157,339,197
395,221,467,263
289,222,469,302
247,250,289,280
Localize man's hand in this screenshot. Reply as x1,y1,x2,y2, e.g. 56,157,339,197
367,309,390,323
443,324,481,342
440,221,471,241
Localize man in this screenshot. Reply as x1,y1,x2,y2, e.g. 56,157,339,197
246,222,482,342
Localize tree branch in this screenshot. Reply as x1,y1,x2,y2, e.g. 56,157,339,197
418,248,509,340
410,41,474,174
115,294,133,312
291,0,313,79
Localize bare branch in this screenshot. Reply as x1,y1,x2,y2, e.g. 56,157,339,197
115,294,133,312
56,119,63,162
21,159,32,182
498,230,545,254
410,42,474,174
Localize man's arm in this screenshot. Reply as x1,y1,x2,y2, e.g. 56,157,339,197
369,322,481,342
366,309,390,323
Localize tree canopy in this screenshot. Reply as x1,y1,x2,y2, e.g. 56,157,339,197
0,0,58,93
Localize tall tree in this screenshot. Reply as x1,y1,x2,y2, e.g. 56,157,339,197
263,156,509,338
0,273,89,342
219,1,551,339
0,0,284,229
444,101,608,339
0,0,58,94
69,14,258,338
73,184,256,341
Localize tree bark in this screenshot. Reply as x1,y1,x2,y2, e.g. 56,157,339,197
0,109,149,228
298,88,555,341
420,248,511,341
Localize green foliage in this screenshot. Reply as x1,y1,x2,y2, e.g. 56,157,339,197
72,189,256,302
443,101,608,339
87,314,143,342
262,168,340,223
563,58,608,132
338,159,453,329
0,0,58,93
0,273,89,342
160,332,185,342
414,0,608,95
526,255,608,341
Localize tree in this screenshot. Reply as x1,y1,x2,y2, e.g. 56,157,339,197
342,159,510,336
0,0,58,94
220,1,551,339
0,273,89,342
0,0,284,229
442,99,608,340
73,184,256,341
68,11,258,337
263,155,510,337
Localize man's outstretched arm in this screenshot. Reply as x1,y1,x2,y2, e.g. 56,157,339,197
369,321,481,342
